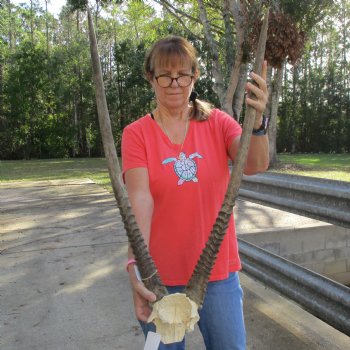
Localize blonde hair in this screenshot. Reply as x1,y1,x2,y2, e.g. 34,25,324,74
144,36,213,121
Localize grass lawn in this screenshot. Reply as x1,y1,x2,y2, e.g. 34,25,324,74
0,154,349,189
0,158,112,189
270,153,350,182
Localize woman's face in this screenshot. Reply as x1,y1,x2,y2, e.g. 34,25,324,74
150,60,196,111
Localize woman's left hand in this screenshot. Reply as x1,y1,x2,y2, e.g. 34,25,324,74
245,61,268,127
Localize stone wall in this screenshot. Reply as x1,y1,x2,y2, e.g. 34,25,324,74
241,224,350,286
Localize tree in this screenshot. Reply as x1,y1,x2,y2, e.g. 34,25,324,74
252,0,334,163
278,0,349,154
0,0,347,160
5,41,50,158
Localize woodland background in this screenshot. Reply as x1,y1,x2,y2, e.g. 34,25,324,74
0,0,349,165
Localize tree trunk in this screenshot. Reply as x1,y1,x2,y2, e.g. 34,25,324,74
75,10,87,156
197,0,226,103
221,46,243,115
223,0,234,80
264,65,273,118
269,66,283,166
7,0,13,51
0,58,3,122
232,63,248,120
221,0,246,116
45,0,49,56
73,95,78,157
291,65,298,153
162,0,250,118
185,9,269,307
30,0,34,44
78,81,87,155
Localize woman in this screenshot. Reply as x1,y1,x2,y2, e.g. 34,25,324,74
122,36,269,350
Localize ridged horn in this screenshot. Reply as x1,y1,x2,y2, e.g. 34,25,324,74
185,8,270,307
87,8,167,300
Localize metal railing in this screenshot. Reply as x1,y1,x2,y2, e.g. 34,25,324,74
239,173,350,228
238,238,350,336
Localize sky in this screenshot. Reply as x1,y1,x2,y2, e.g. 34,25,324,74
12,0,67,17
12,0,161,18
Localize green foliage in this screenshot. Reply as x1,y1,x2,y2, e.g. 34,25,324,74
67,0,124,12
7,43,79,159
278,0,334,32
4,41,50,158
0,0,348,161
278,0,350,153
67,0,89,11
0,2,101,159
109,39,153,153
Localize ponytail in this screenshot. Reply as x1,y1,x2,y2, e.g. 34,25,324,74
189,91,213,121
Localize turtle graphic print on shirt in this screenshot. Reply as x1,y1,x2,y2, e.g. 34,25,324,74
162,151,203,186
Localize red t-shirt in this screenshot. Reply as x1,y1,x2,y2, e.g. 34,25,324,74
122,108,242,285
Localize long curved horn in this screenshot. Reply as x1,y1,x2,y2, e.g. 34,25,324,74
185,8,270,307
87,8,167,300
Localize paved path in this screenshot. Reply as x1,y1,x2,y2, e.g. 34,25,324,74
0,180,349,349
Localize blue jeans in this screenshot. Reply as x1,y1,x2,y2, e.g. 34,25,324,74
139,272,246,350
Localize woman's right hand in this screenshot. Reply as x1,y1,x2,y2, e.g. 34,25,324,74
128,265,157,322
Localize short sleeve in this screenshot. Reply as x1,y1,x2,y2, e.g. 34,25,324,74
215,109,242,152
121,123,147,179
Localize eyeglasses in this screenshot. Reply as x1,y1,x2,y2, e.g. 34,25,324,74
155,74,193,88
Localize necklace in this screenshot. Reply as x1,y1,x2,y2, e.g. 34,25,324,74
158,113,189,158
